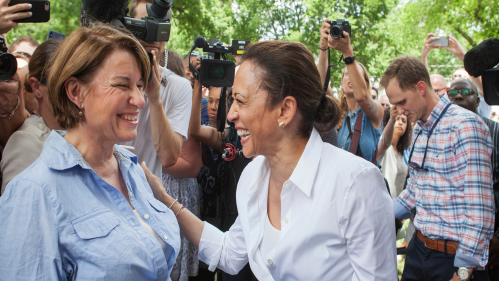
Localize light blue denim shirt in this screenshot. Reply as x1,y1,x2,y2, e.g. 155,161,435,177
336,107,382,164
0,130,180,280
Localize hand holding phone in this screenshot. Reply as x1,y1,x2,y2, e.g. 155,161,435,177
0,0,32,33
8,0,50,23
430,36,449,47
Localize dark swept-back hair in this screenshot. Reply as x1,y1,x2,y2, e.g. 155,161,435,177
396,117,412,154
24,39,63,93
240,41,340,137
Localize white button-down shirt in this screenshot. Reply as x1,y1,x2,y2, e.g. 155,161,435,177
198,129,397,281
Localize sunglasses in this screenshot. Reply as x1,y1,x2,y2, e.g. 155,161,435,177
447,88,475,96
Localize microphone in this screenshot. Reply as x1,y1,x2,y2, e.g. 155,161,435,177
463,38,499,77
190,36,206,53
81,0,129,26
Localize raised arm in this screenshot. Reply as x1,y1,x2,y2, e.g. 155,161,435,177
161,135,203,179
444,35,484,95
420,33,440,70
145,50,183,168
318,19,331,87
377,106,397,157
327,31,383,128
188,60,225,152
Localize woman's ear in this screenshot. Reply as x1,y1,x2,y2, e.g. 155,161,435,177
28,77,42,99
278,96,298,125
64,77,85,109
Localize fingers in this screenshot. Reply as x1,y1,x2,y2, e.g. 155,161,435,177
9,11,31,21
6,3,31,13
426,33,436,40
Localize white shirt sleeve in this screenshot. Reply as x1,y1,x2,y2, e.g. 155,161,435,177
340,167,398,281
198,217,249,275
161,72,192,140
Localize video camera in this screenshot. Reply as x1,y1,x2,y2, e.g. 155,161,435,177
328,19,351,39
81,0,172,43
463,38,499,105
0,37,17,82
188,36,250,88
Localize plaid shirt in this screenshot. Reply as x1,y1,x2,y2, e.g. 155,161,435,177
394,95,494,269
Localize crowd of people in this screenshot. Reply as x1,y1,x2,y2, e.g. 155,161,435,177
0,1,497,281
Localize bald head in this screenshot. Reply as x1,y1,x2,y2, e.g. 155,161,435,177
430,74,448,97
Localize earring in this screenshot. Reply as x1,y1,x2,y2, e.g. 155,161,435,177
279,122,285,128
79,111,83,116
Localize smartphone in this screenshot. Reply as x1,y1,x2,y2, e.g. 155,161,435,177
8,0,50,23
430,36,449,47
46,30,65,41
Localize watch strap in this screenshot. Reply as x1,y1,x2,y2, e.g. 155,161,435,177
343,56,355,65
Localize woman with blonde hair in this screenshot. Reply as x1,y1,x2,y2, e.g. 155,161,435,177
318,19,384,164
0,25,181,280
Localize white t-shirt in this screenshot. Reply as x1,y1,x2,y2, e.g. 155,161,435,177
379,146,407,198
122,68,192,178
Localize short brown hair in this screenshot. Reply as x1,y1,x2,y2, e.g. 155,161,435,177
380,55,432,92
8,36,39,55
129,0,151,18
240,41,340,136
47,25,150,129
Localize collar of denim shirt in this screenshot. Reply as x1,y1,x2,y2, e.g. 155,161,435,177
41,130,138,171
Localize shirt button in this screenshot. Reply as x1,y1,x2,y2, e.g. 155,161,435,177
284,217,289,224
129,192,134,197
163,235,168,240
144,214,149,220
268,259,273,265
38,123,45,130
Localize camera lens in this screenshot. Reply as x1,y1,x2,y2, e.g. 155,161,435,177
0,53,16,81
210,66,225,79
331,26,342,37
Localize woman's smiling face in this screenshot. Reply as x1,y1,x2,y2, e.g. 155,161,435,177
227,61,281,158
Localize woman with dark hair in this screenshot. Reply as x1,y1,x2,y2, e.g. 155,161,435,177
318,20,384,165
1,39,63,194
143,40,397,280
377,105,412,198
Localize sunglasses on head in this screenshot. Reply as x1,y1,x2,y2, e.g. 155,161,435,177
447,88,475,96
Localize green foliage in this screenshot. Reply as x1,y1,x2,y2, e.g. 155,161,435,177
5,0,498,84
7,0,81,44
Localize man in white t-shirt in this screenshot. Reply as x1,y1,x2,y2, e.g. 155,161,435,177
122,0,192,178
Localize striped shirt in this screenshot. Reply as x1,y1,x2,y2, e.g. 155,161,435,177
394,95,494,269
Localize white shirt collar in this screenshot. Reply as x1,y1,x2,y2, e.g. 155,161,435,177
247,128,324,197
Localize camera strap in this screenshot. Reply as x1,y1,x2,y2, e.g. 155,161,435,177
322,48,344,95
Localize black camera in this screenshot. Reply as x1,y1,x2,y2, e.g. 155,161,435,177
124,0,172,43
0,37,17,82
482,68,499,105
329,19,351,39
189,37,249,87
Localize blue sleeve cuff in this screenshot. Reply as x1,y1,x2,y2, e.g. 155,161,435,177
393,198,414,219
454,252,481,268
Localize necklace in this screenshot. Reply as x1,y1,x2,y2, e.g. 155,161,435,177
0,96,20,119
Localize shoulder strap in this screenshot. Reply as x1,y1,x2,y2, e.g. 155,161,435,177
349,111,363,156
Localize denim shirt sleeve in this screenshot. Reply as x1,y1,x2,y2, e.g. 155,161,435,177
0,178,66,280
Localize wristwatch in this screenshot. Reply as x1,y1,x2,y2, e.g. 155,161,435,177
457,267,472,281
343,56,355,65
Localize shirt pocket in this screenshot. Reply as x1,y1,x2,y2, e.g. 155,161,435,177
71,209,130,261
147,197,168,213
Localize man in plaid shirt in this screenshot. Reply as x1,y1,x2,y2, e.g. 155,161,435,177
381,56,494,281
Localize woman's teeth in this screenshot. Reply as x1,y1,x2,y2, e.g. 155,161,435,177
118,114,138,122
237,129,250,140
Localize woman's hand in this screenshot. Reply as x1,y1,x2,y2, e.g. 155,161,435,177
389,105,398,121
320,19,331,50
443,35,466,61
144,50,162,103
0,0,32,34
0,73,20,115
327,30,354,57
141,161,169,204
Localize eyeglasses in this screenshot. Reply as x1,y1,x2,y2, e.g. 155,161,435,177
434,87,446,93
14,51,32,59
447,88,475,97
381,103,390,107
